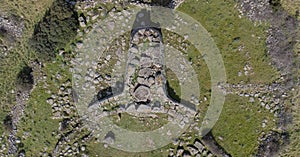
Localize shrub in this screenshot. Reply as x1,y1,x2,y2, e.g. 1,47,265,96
29,0,79,62
16,66,34,92
3,114,13,131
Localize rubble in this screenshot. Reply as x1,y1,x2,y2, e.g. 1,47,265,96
238,0,298,74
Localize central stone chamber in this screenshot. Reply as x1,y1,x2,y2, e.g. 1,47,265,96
125,28,167,108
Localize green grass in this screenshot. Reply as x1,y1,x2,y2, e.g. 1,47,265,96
1,0,54,33
163,29,212,101
163,30,213,123
0,111,7,135
211,94,276,156
166,67,181,101
281,0,300,20
178,0,279,84
0,2,77,152
0,0,288,156
176,1,280,155
282,82,300,156
17,85,60,156
16,58,72,155
0,0,54,47
0,0,54,115
86,137,170,157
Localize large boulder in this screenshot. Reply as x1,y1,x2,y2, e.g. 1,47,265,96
134,85,150,102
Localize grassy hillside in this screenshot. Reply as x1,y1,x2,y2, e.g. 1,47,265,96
212,94,275,156
0,0,292,156
178,0,279,84
0,0,54,137
177,0,279,156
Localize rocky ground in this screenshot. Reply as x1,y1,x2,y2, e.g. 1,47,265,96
1,0,298,156
0,15,24,67
237,0,299,156
238,0,298,75
0,12,24,58
43,0,298,156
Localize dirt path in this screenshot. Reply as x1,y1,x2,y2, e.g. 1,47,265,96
7,64,38,155
7,90,30,155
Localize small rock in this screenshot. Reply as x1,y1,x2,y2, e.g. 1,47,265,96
81,146,86,152
187,146,199,155
265,104,270,110
262,122,266,128
126,104,136,112
238,71,242,76
179,141,184,146
107,21,115,30
92,15,99,21
207,153,213,157
176,148,184,156
134,85,150,102
249,97,255,103
15,139,21,144
137,77,145,84
79,21,86,28
169,149,174,156
147,76,155,85
105,55,111,61
194,141,204,151
76,42,83,49
103,143,108,148
46,98,54,105
172,138,179,145
261,102,265,107
202,150,208,156
103,131,115,145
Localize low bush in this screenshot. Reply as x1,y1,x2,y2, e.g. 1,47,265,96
29,0,79,62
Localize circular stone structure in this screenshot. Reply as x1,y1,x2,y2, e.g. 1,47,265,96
73,6,226,153
134,85,150,102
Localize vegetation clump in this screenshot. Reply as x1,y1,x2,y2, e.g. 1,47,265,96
29,0,79,62
269,0,282,12
16,66,33,92
3,114,13,131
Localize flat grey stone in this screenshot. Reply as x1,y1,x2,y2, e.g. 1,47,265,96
134,85,150,102
194,141,204,152
138,68,153,78
137,104,151,112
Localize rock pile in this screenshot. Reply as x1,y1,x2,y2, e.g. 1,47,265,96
128,0,185,9
0,13,24,57
88,28,196,127
46,80,76,118
216,79,292,153
0,14,23,38
169,138,215,157
52,119,92,156
0,134,8,155
238,0,298,74
220,81,288,117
